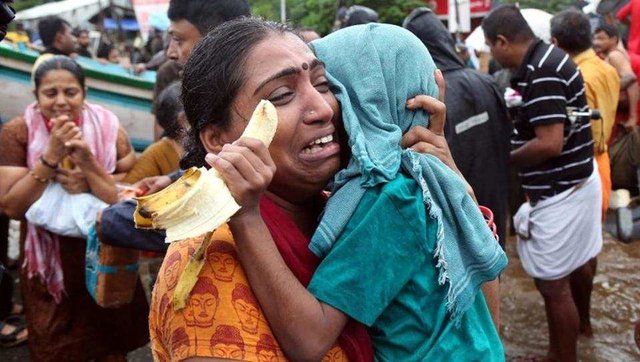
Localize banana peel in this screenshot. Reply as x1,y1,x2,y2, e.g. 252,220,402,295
172,231,214,310
133,100,278,310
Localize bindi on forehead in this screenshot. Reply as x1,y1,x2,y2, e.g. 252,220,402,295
302,62,309,70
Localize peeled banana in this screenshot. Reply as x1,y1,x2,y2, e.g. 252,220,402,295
133,100,278,310
133,99,278,242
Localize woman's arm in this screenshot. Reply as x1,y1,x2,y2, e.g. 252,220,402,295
481,278,500,330
0,116,80,218
113,127,137,181
208,140,347,361
230,212,348,361
0,164,55,219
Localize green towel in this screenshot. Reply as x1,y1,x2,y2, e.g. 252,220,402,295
309,23,507,322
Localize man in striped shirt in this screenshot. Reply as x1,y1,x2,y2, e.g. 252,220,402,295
483,5,603,361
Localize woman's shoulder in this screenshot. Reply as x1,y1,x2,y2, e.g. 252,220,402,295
141,138,174,157
150,224,287,361
1,116,28,134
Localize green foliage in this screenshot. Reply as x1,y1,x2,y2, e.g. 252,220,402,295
502,0,575,14
352,0,425,25
250,0,427,35
13,0,45,12
289,0,338,34
251,0,280,22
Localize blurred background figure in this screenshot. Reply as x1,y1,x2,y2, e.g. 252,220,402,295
120,81,186,302
97,44,121,64
73,28,93,58
551,9,620,219
4,23,30,51
0,55,147,360
594,24,640,131
617,0,640,78
454,42,476,69
37,16,75,56
124,81,186,185
0,0,28,349
404,7,512,248
343,5,378,28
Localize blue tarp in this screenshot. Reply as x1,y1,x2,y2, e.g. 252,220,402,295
103,18,139,31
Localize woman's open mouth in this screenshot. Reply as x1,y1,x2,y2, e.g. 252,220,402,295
300,133,340,161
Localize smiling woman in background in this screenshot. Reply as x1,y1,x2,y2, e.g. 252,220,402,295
0,55,148,361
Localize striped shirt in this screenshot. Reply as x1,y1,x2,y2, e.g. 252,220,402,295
510,40,594,202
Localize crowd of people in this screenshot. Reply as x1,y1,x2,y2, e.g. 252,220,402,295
3,15,169,75
0,0,639,361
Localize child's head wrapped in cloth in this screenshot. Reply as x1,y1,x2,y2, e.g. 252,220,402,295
309,23,507,322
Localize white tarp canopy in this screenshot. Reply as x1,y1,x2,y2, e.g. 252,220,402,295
465,8,554,53
16,0,132,29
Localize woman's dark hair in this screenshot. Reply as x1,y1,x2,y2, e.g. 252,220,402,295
33,55,85,93
154,81,184,140
96,43,114,59
180,17,292,169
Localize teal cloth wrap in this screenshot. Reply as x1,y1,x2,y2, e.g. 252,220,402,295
309,23,507,322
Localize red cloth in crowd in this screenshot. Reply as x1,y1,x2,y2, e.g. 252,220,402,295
618,1,640,77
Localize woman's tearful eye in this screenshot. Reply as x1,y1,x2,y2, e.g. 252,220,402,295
268,88,294,104
314,81,330,93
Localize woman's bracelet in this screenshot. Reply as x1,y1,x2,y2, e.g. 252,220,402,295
40,154,59,170
29,170,50,184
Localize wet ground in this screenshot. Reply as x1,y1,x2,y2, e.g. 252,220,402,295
501,233,640,361
0,223,638,361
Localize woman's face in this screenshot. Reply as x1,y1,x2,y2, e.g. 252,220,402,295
217,33,342,202
108,48,120,64
35,69,84,121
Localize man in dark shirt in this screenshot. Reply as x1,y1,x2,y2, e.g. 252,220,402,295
37,16,75,56
483,5,602,361
404,7,511,247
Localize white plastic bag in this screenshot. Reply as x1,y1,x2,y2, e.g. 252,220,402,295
26,182,108,238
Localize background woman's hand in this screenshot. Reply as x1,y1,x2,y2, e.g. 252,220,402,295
205,137,276,215
65,139,95,169
132,175,173,196
55,168,90,194
43,116,81,165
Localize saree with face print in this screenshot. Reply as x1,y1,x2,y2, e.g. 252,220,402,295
149,196,373,362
